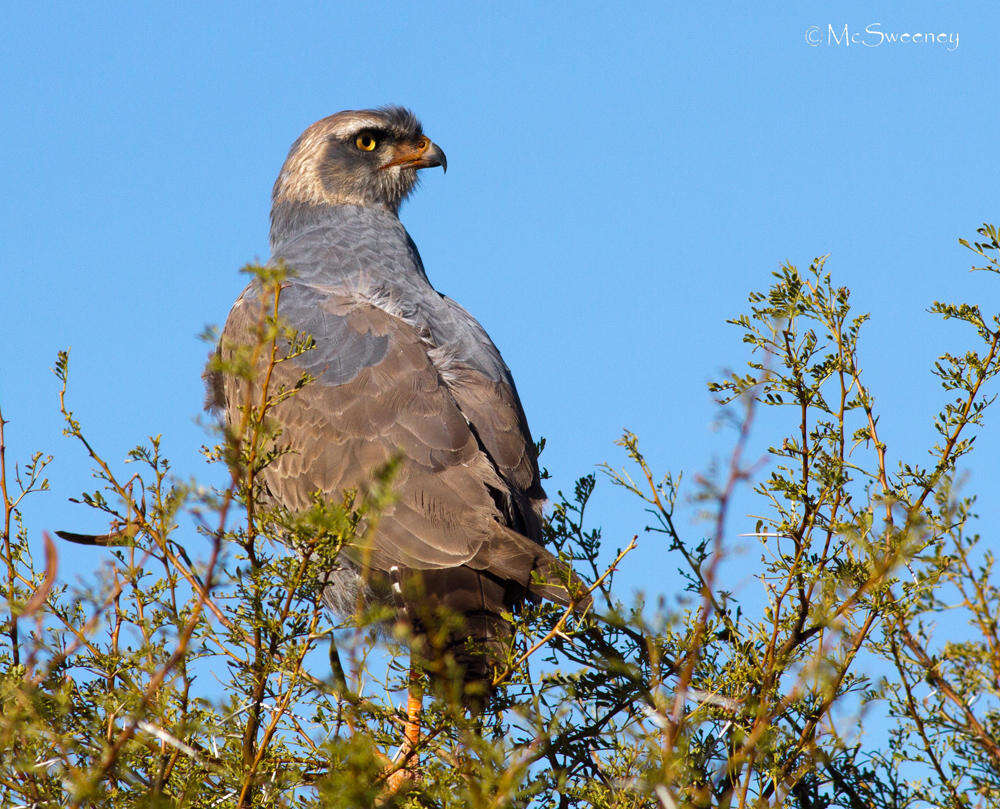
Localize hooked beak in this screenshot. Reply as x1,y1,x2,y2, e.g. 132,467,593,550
381,138,447,173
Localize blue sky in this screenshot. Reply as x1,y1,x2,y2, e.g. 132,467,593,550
2,3,998,619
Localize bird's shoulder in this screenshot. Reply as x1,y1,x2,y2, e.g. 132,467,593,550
271,202,425,286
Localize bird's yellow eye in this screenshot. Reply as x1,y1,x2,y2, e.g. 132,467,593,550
356,133,377,151
416,137,429,150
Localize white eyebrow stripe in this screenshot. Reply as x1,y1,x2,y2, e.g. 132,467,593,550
326,116,391,138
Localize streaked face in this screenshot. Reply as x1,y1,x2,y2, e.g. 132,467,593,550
273,107,446,213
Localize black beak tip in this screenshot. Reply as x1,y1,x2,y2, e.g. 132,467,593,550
427,142,447,174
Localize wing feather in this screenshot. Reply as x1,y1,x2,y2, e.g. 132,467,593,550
222,282,500,568
218,278,584,606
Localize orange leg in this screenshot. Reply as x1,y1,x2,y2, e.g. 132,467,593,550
386,661,422,793
404,665,422,750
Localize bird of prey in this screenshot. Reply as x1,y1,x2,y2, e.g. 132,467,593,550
207,106,585,704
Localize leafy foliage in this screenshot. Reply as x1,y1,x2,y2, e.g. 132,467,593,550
3,228,1000,807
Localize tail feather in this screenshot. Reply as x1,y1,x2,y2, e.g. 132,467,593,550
473,525,592,611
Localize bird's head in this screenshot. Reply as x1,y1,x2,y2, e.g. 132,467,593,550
271,106,446,215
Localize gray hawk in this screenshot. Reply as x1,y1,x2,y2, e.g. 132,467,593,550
208,107,584,701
